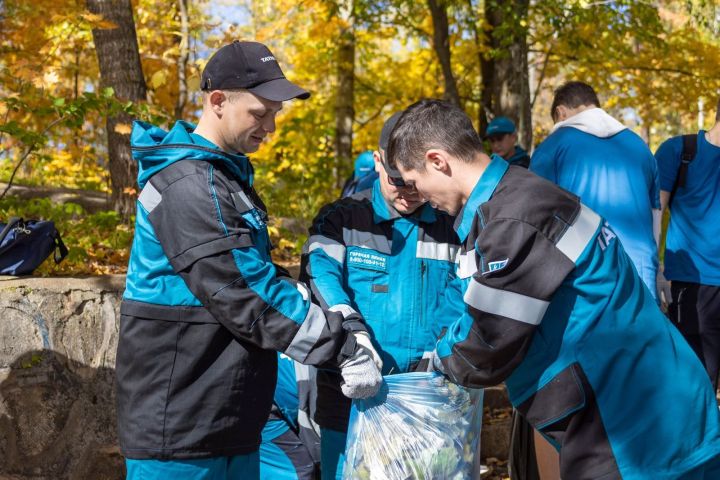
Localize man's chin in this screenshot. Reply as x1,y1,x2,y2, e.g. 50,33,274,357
394,200,424,214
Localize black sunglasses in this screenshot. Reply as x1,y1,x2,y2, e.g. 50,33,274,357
379,153,408,187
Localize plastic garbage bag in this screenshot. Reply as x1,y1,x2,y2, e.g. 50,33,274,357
342,372,484,480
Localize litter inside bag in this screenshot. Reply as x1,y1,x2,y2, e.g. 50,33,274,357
343,372,484,480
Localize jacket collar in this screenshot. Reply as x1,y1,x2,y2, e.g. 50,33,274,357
454,154,508,242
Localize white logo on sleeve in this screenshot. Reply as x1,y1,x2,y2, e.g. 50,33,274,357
260,56,276,63
484,258,509,275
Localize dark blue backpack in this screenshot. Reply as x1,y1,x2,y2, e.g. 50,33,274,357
0,217,68,275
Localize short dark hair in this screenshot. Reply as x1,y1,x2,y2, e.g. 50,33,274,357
387,99,483,172
716,97,720,122
551,81,600,122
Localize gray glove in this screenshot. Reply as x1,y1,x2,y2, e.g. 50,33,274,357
340,333,383,399
657,268,672,311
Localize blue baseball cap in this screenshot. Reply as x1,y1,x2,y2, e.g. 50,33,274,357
353,151,375,178
485,116,516,138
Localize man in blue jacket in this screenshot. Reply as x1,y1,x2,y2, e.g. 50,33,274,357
531,81,661,303
389,99,720,480
484,116,530,168
301,112,466,479
655,98,720,391
117,41,382,480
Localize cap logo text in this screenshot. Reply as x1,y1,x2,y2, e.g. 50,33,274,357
260,56,276,63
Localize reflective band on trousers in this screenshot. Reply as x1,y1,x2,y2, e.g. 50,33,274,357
464,280,549,325
556,204,601,264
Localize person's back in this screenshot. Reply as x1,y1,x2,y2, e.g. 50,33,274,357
655,102,720,391
532,87,660,299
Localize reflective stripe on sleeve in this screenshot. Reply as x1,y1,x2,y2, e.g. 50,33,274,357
284,303,328,362
138,182,161,213
556,204,601,263
464,279,549,325
305,235,346,264
329,303,358,318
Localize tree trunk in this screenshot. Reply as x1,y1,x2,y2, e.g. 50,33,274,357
334,1,355,189
480,0,532,150
175,0,190,120
427,0,461,107
86,0,147,220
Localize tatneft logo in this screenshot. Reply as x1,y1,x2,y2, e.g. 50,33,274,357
260,56,276,63
483,257,509,275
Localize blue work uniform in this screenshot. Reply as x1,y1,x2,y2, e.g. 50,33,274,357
300,181,466,479
260,354,319,480
438,156,720,479
118,121,361,480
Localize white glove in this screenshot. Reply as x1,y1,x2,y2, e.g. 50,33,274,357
657,268,672,310
340,333,383,399
354,331,383,370
421,350,446,374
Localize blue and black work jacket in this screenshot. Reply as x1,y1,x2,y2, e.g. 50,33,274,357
300,182,465,430
117,121,358,460
438,156,720,479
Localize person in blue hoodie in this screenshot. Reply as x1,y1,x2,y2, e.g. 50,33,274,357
531,81,662,304
117,41,382,480
388,98,720,480
340,151,379,198
484,116,530,168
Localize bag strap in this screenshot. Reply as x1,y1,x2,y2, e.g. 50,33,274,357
0,217,22,247
51,228,69,264
669,134,697,209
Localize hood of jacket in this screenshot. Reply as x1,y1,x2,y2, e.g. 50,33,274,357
130,120,254,189
551,107,627,139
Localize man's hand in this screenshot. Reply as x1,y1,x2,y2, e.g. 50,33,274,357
657,268,672,312
340,332,383,399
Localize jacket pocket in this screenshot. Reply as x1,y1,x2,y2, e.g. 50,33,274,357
516,363,621,480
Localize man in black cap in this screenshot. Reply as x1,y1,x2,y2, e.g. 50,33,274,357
299,112,466,479
117,41,382,480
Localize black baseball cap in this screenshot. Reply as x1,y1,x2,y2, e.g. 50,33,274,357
201,41,310,101
379,111,403,151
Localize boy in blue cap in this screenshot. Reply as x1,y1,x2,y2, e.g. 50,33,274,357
485,116,530,168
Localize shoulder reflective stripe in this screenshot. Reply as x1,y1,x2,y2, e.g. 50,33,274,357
296,282,310,301
464,279,549,325
284,303,328,362
342,228,392,254
416,241,459,262
231,190,255,213
556,204,601,263
138,182,161,213
329,303,358,318
456,249,478,279
305,235,346,264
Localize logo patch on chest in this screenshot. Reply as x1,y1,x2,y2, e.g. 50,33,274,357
347,249,388,272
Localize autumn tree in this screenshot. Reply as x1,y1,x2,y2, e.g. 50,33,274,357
86,0,147,219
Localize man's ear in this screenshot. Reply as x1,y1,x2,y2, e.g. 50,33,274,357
426,149,450,173
554,105,569,123
208,90,227,114
373,150,383,173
